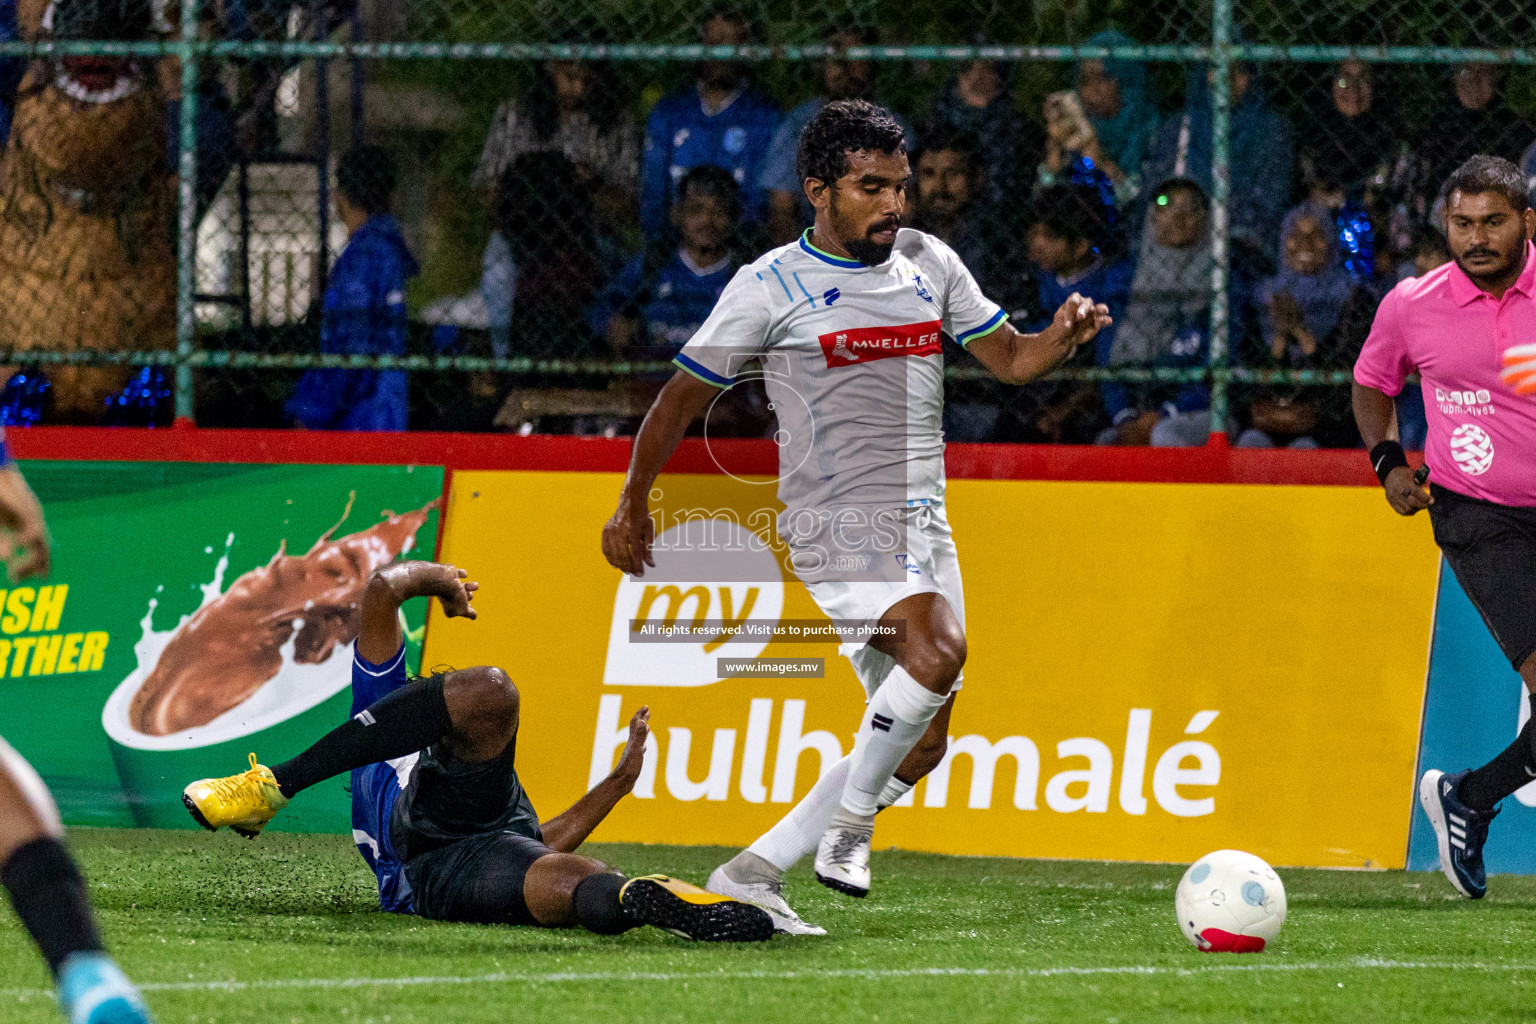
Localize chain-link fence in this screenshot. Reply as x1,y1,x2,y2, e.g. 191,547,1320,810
0,0,1529,442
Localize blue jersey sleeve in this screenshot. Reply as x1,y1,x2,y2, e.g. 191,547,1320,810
351,643,409,716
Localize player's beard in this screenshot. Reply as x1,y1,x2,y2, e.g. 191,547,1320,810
846,234,895,266
831,195,897,266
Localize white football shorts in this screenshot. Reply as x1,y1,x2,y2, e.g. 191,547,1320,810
798,502,966,699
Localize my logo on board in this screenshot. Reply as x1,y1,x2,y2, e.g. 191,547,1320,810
603,519,784,688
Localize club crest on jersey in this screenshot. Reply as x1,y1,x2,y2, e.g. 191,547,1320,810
911,271,934,302
818,321,943,368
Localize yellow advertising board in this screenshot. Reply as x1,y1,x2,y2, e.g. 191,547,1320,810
425,469,1440,869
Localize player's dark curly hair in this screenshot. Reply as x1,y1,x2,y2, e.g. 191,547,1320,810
337,145,398,216
1442,154,1531,212
796,98,907,188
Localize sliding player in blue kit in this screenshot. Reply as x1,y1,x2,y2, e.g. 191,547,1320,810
184,560,771,942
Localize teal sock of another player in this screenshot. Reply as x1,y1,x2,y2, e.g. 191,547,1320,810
57,952,151,1024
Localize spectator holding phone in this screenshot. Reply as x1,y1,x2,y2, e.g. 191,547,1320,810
1040,29,1159,203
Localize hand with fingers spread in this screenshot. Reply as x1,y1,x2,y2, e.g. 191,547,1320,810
0,465,49,581
425,566,479,619
609,705,651,794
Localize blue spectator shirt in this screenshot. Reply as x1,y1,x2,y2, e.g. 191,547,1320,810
287,215,419,431
1028,259,1135,417
589,248,735,351
640,85,780,237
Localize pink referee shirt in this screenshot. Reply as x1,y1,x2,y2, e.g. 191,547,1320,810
1354,241,1536,506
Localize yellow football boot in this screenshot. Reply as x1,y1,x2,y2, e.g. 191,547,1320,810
619,874,773,941
182,753,289,838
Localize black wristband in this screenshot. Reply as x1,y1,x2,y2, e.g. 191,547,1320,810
1370,440,1409,486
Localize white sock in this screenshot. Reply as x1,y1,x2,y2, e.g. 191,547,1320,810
746,754,852,873
877,775,914,810
841,666,948,817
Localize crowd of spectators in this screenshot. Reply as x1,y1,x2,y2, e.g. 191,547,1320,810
312,13,1536,444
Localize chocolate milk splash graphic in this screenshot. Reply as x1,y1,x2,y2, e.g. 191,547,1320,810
128,496,437,736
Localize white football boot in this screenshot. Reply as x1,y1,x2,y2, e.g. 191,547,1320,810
814,816,873,897
706,865,827,936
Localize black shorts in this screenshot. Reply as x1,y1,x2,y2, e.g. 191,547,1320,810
405,830,554,926
391,732,550,925
1429,484,1536,672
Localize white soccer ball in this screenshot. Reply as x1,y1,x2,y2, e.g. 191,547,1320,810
1175,849,1287,952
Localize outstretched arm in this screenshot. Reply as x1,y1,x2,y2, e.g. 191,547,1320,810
540,706,650,853
966,293,1112,385
600,370,720,576
357,561,479,663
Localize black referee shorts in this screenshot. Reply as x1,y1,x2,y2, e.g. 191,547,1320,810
1429,484,1536,673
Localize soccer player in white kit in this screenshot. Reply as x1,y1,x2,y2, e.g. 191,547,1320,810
601,100,1111,933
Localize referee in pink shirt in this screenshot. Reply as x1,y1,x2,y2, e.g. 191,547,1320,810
1354,155,1536,901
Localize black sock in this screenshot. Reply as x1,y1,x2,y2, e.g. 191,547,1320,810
1,837,104,976
1458,694,1536,814
572,872,638,935
271,675,452,799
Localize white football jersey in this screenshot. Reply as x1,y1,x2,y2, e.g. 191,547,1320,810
674,228,1006,518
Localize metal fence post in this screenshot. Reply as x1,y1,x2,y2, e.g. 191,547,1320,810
314,0,331,295
174,0,201,422
1206,0,1233,444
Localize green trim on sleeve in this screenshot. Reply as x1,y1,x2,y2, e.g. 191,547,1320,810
957,309,1009,347
672,354,732,389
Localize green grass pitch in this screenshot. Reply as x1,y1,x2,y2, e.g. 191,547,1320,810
5,829,1536,1023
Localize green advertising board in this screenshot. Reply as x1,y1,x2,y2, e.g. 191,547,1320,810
2,461,443,834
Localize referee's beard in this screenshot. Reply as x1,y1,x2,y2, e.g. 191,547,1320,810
830,194,899,266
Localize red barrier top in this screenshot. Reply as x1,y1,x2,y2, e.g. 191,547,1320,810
4,426,1389,486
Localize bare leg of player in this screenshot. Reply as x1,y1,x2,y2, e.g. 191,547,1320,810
0,738,153,1024
815,593,965,897
708,698,953,934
